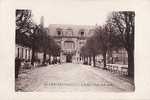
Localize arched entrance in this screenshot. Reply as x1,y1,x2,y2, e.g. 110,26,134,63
63,40,75,63
66,54,72,63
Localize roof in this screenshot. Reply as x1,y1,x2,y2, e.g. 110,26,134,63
48,24,95,37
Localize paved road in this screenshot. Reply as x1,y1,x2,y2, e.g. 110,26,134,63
16,63,134,92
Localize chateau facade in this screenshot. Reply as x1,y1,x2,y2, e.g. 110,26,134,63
48,24,95,63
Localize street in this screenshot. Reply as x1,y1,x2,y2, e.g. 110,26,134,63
15,63,134,92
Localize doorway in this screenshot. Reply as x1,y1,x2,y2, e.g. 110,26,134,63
66,54,72,63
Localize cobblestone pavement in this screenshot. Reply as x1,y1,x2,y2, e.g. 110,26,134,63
15,63,134,92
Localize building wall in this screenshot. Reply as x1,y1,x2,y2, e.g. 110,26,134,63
15,45,50,63
15,44,32,61
48,24,95,63
107,48,128,65
48,24,95,37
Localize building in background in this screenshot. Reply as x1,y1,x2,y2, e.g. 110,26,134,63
106,48,128,65
111,48,128,65
48,24,95,63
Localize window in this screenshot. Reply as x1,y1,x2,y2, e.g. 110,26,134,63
79,29,85,37
64,41,75,50
64,28,73,36
56,28,62,36
81,31,84,36
57,31,61,36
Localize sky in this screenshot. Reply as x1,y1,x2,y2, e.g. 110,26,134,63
30,0,112,27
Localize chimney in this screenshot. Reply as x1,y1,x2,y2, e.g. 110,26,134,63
40,16,44,27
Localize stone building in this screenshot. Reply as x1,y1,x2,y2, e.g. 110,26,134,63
48,24,95,63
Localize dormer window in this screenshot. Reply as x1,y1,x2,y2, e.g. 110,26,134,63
56,28,62,36
81,31,84,36
57,31,61,36
79,29,85,37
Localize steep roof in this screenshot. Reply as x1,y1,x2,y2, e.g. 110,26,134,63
48,24,95,36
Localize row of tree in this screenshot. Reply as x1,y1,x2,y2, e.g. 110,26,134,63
16,9,61,65
80,11,135,78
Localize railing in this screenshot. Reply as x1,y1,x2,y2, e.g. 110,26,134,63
106,64,128,75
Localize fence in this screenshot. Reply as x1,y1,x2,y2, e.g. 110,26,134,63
106,64,128,75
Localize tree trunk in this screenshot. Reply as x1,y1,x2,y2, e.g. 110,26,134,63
49,54,51,64
103,52,107,69
31,48,35,65
127,49,134,79
42,51,46,65
89,56,91,65
93,54,96,67
111,57,113,64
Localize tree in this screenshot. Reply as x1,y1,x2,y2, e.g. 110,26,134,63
16,9,39,65
16,9,34,47
30,25,41,65
30,25,61,65
16,9,38,65
16,10,61,66
80,44,92,65
94,25,112,69
37,26,50,65
45,35,61,64
81,35,100,67
107,11,135,78
51,41,61,57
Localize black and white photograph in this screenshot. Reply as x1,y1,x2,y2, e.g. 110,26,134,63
15,9,135,92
